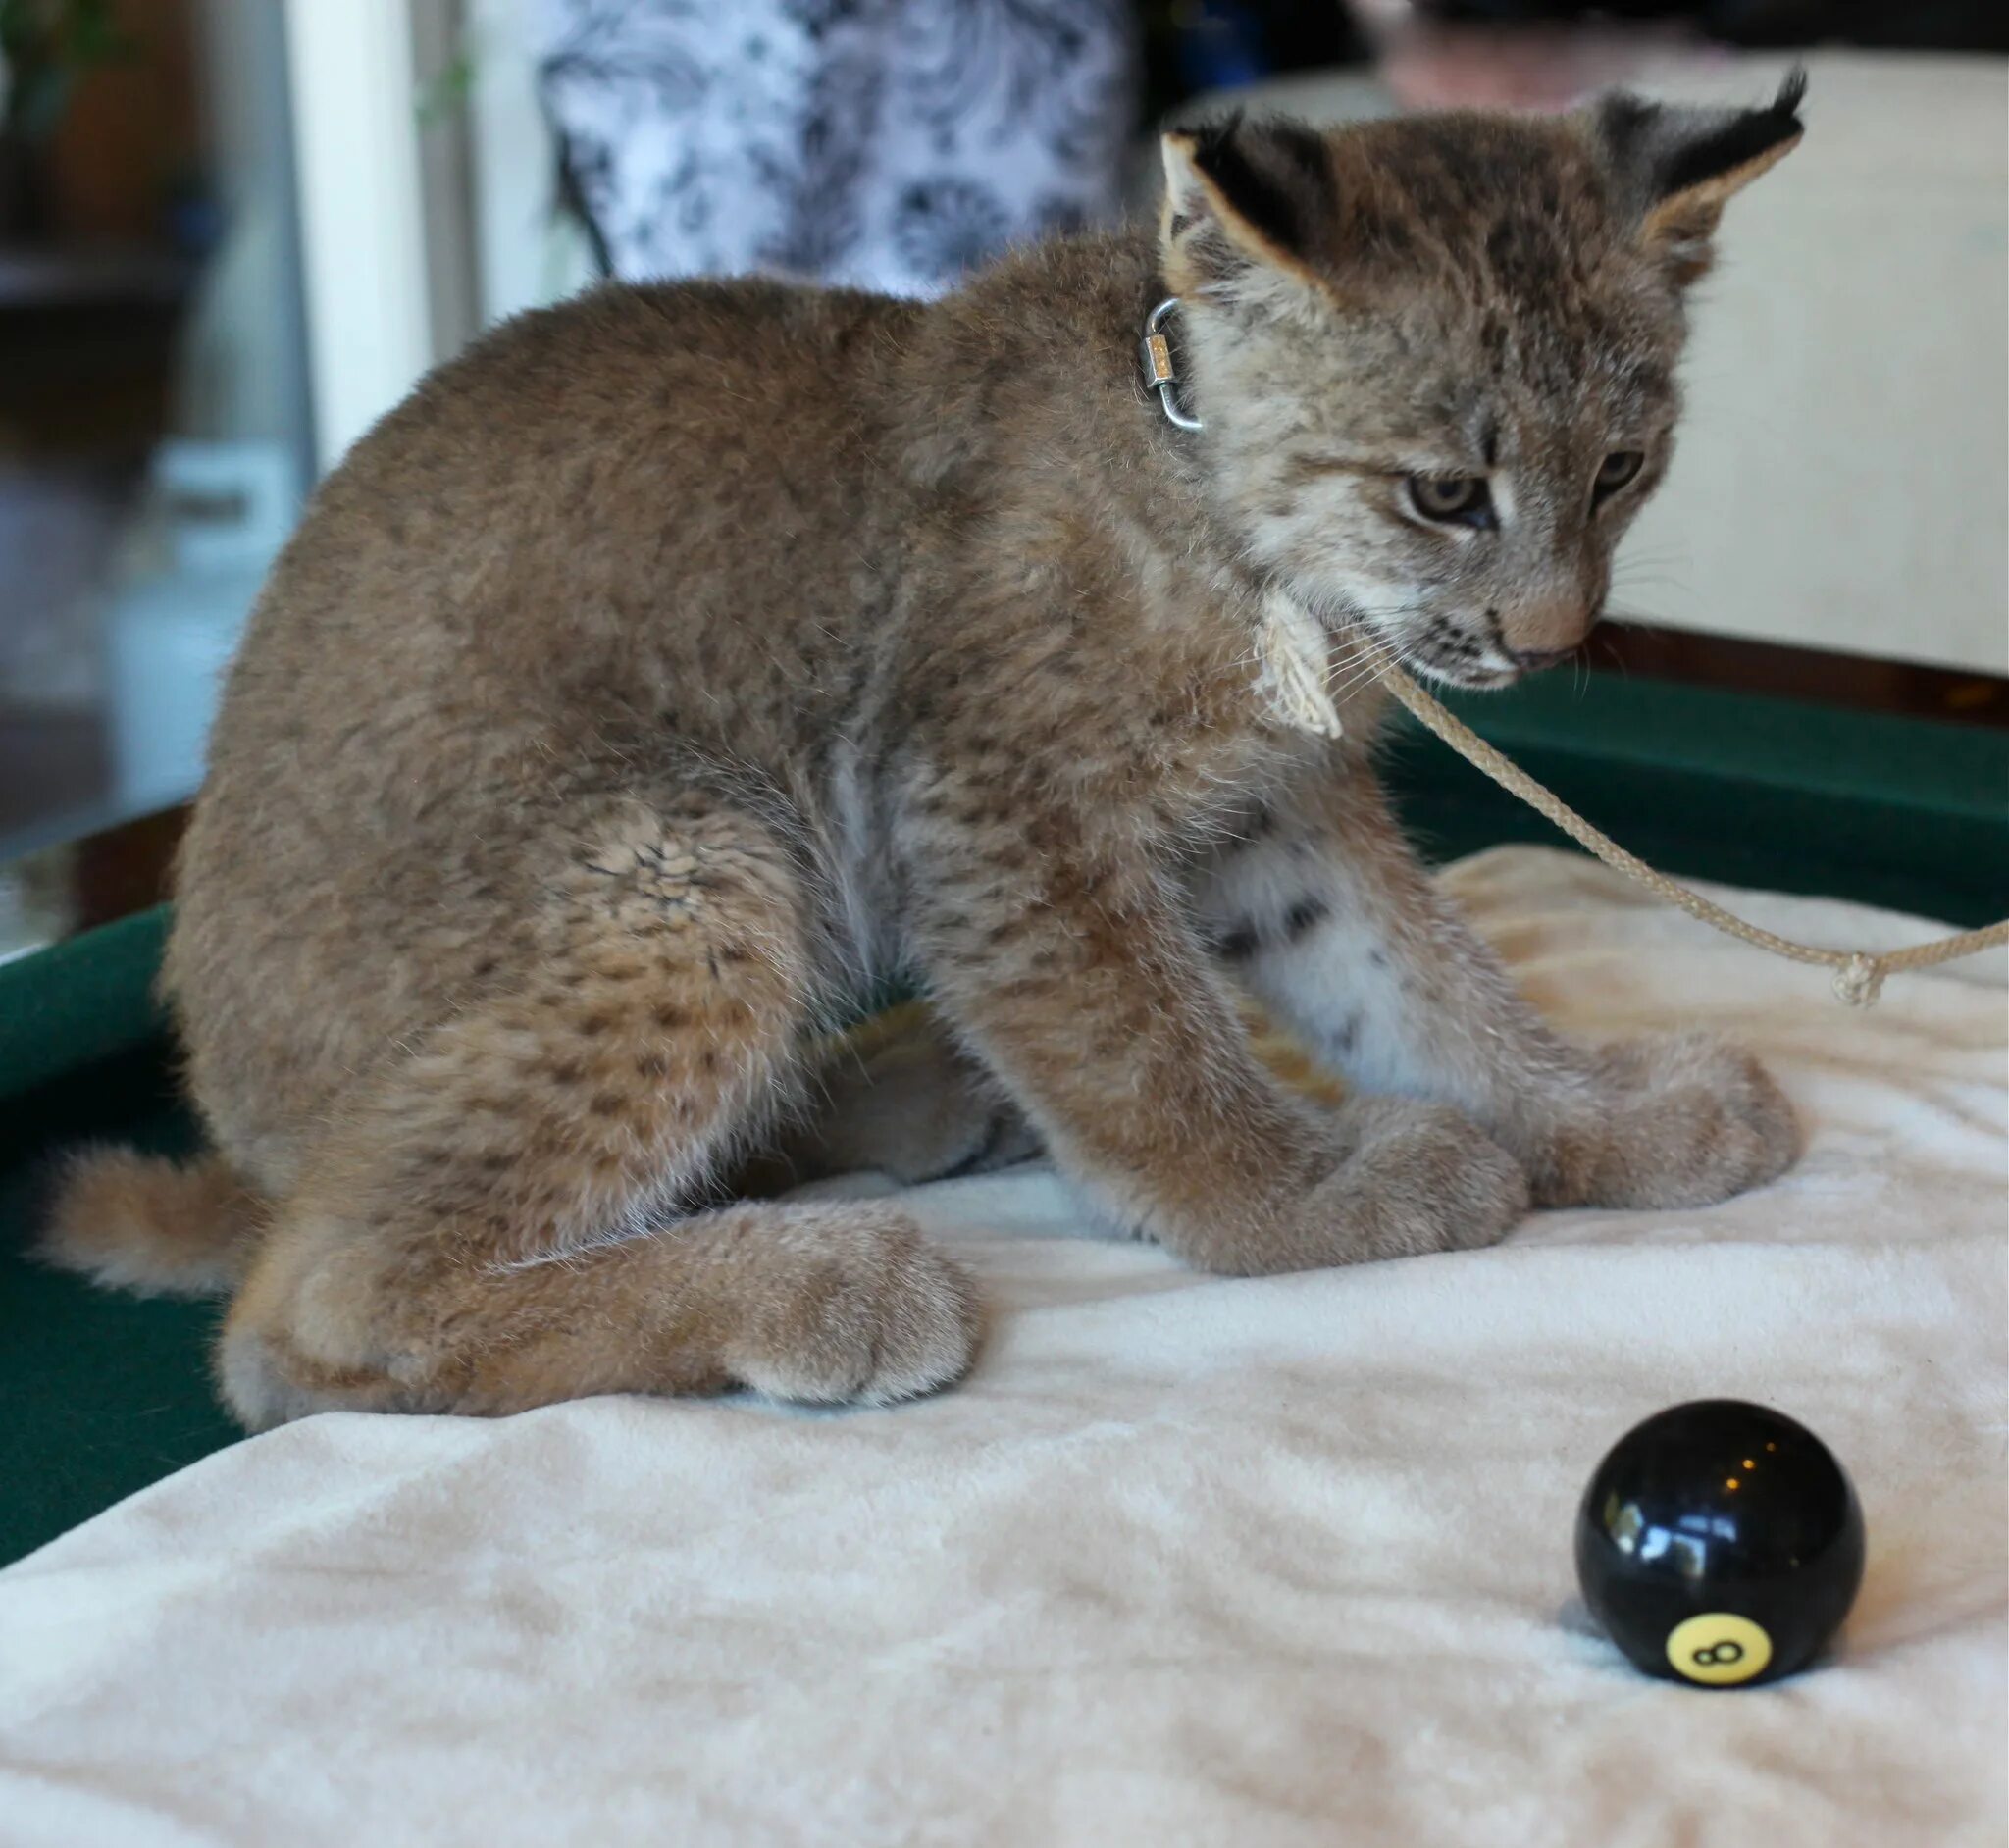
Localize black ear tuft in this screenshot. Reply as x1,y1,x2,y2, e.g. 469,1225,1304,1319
1184,112,1337,258
1658,67,1806,199
1774,66,1809,125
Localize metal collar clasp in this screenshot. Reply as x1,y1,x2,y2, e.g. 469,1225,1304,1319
1140,296,1203,431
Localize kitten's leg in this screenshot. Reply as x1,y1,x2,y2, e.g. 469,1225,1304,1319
904,801,1525,1274
733,1004,1041,1196
1187,774,1797,1208
217,793,977,1427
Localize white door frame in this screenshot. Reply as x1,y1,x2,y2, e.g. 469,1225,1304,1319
283,0,591,473
283,0,438,471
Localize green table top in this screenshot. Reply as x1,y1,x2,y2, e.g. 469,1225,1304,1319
1,1047,237,1565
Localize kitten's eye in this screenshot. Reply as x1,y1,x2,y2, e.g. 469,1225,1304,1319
1594,450,1645,500
1406,476,1493,528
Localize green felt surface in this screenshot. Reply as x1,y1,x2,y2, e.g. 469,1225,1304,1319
1,1046,234,1566
1,672,2004,1566
0,907,173,1103
1417,674,2009,927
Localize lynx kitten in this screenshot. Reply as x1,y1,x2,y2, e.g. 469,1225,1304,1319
47,81,1806,1423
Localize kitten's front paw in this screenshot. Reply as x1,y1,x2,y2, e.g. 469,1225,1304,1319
1193,1099,1529,1275
1529,1032,1798,1210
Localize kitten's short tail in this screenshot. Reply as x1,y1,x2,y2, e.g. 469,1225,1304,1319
39,1148,264,1298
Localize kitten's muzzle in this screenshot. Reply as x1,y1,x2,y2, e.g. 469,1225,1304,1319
1505,643,1578,673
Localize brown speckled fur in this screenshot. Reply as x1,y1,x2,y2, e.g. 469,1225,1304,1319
44,87,1804,1426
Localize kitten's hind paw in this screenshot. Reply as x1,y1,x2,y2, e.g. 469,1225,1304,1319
722,1207,982,1406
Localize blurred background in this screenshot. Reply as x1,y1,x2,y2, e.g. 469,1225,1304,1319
1,0,2004,958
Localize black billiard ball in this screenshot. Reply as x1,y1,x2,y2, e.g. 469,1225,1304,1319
1574,1399,1866,1687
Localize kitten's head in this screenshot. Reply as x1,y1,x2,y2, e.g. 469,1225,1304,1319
1159,76,1804,687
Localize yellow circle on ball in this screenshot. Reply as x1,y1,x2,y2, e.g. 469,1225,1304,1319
1666,1613,1774,1685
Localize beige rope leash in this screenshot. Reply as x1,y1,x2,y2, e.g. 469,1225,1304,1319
1375,663,2009,1007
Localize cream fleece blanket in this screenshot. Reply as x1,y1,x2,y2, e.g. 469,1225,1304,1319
2,847,2003,1848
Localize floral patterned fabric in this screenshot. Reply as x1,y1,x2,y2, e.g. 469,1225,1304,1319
535,0,1138,297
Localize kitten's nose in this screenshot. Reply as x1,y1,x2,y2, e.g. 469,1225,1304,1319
1496,591,1601,663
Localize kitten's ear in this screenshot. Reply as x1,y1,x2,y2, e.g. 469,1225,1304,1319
1595,69,1805,284
1159,113,1336,303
